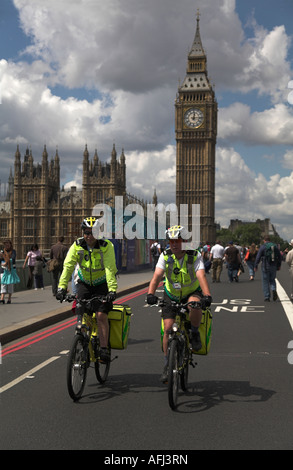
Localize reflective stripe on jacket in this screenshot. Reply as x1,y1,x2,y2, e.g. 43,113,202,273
58,237,117,291
163,250,200,301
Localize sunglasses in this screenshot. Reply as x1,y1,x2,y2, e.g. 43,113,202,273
83,230,93,236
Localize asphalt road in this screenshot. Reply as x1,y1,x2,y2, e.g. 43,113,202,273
1,266,293,451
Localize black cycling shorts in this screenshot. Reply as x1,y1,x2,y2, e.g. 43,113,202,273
77,281,112,314
161,289,202,320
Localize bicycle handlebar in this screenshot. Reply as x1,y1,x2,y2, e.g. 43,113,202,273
152,298,204,310
62,294,107,305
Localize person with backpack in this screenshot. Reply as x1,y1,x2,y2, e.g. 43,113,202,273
255,236,281,301
285,239,293,302
150,240,161,271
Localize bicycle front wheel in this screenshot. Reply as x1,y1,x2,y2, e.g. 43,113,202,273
66,334,88,401
168,339,180,410
95,344,111,384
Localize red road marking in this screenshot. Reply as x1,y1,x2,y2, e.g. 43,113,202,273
1,287,151,358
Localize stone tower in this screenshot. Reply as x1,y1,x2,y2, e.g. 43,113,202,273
175,11,217,243
12,145,60,257
82,143,126,217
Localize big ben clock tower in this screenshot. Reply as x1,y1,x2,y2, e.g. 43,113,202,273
175,11,217,244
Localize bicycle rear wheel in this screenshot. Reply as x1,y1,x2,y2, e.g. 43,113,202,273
168,339,179,410
180,342,189,392
67,334,88,401
95,343,111,384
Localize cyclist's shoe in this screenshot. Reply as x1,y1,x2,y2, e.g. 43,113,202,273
191,331,202,352
273,290,278,301
160,365,168,383
99,348,110,363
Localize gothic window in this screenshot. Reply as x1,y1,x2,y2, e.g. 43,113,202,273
96,190,103,203
27,190,34,204
62,218,67,236
51,219,55,237
0,220,8,238
24,218,35,236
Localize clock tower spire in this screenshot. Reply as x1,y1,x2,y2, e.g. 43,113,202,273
175,10,217,244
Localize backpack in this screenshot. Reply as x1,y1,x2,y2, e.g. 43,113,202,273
47,257,61,272
265,242,276,264
151,243,158,256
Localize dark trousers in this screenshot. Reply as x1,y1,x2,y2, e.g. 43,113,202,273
27,266,34,289
52,268,62,296
34,274,44,289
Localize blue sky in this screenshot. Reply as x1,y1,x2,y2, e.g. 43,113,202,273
0,0,293,239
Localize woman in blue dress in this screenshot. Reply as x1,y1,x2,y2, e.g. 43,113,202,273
0,239,20,304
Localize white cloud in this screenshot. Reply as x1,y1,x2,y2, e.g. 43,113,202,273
282,149,293,170
215,147,293,240
219,102,293,145
0,0,292,240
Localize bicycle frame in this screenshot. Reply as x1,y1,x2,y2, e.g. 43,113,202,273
155,299,202,410
79,312,98,363
63,294,112,400
167,306,191,349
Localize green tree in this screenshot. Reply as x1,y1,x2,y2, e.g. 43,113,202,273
233,224,262,246
215,228,234,246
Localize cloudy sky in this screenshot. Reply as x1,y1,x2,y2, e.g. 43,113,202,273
0,0,293,240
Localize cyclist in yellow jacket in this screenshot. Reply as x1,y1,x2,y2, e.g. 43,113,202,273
56,217,117,363
147,225,212,382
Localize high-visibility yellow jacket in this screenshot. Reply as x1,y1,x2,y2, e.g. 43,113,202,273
58,237,117,291
163,250,200,301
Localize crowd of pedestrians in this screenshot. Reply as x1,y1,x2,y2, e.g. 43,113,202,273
0,236,68,304
198,236,291,303
1,232,293,305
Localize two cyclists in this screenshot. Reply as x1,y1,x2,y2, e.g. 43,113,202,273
147,225,212,382
56,217,117,363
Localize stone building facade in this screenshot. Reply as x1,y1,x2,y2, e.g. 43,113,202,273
0,143,127,258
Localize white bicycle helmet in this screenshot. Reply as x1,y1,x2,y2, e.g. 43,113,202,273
81,217,99,230
166,225,190,241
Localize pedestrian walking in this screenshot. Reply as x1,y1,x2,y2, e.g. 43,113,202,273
244,243,258,281
0,239,20,304
285,239,293,302
33,255,44,290
23,243,43,289
210,240,224,282
224,241,241,283
255,236,281,301
150,240,161,271
49,236,68,296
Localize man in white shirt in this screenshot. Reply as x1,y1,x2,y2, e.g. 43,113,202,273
210,240,225,283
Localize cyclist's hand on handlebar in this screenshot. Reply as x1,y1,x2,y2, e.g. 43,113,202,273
56,288,67,302
106,291,116,302
146,294,159,305
201,295,212,308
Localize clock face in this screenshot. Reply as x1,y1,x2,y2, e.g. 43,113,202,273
184,108,204,128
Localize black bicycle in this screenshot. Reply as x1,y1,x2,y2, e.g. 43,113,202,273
155,298,207,410
63,294,115,401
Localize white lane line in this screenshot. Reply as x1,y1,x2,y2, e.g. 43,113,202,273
276,280,293,331
0,356,60,394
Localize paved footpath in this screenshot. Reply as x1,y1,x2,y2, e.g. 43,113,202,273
0,269,153,345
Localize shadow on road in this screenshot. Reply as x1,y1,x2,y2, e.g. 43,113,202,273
69,373,276,412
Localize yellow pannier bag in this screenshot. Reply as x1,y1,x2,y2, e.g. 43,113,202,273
160,307,212,355
196,308,212,355
108,304,132,350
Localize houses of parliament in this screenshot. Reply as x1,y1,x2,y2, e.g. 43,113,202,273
0,12,217,258
0,143,135,258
